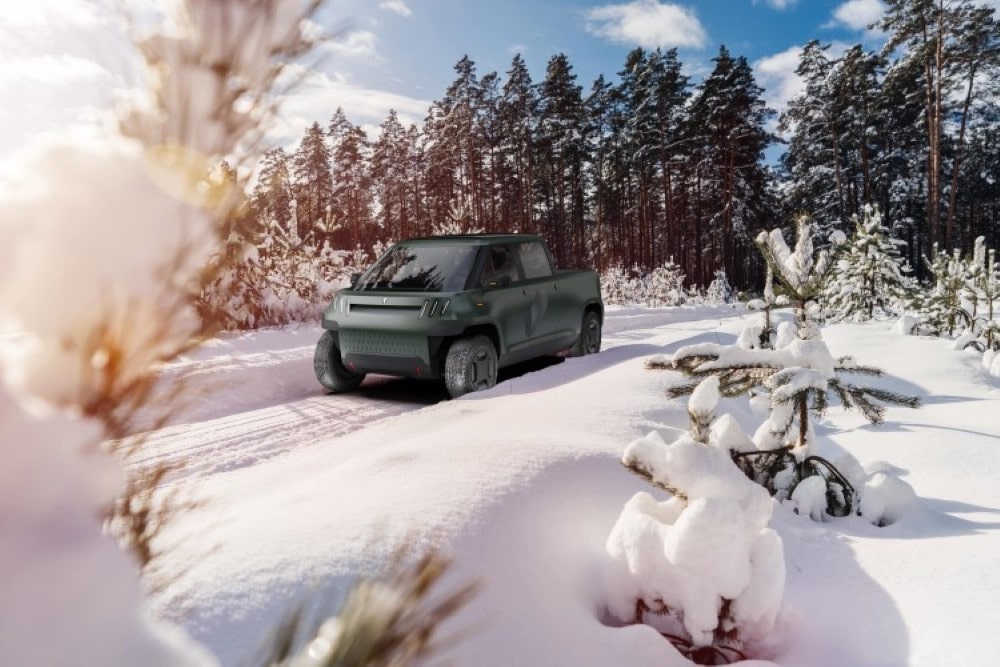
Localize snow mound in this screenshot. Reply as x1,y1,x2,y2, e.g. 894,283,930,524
859,471,918,527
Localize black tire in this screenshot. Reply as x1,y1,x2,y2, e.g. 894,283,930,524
570,310,602,357
444,335,498,398
314,331,365,393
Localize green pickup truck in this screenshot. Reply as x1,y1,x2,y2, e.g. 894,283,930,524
314,234,603,398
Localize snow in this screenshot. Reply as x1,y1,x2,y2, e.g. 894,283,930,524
0,382,214,667
688,376,721,415
6,304,1000,665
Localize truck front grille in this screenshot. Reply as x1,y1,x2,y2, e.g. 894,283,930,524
339,330,427,358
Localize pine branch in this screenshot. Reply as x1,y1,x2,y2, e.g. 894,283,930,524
622,458,688,503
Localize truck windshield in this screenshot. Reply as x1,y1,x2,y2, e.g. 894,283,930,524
357,244,478,292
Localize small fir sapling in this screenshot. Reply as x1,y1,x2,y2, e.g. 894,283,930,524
822,205,912,321
653,217,919,516
962,238,1000,352
705,269,735,305
607,378,784,664
914,245,969,336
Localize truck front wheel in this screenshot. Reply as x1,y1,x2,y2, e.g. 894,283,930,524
570,310,602,356
444,335,498,398
314,331,365,393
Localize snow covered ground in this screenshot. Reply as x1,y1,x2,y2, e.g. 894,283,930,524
145,305,1000,666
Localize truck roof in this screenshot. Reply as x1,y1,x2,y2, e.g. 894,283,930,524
399,233,543,245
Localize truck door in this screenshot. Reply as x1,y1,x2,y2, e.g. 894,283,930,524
514,240,578,350
476,244,533,359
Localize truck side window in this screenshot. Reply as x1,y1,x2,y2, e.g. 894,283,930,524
516,241,553,279
478,245,519,286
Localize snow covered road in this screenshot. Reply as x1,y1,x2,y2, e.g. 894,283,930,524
136,307,736,481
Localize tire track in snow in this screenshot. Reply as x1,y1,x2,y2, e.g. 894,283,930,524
132,393,418,480
133,307,745,482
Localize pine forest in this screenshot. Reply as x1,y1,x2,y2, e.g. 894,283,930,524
238,0,999,317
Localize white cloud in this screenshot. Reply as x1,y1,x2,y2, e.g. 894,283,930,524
0,55,113,87
753,0,797,9
0,0,106,28
272,67,429,146
322,29,379,59
379,1,412,17
753,42,852,137
584,1,707,49
754,46,805,119
829,0,887,32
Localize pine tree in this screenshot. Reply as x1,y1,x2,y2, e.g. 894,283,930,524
497,54,538,235
371,110,412,240
643,259,685,307
878,0,1000,249
686,46,772,286
536,53,588,267
329,107,373,250
291,121,334,246
250,147,294,241
823,205,912,321
658,220,919,516
705,269,734,304
780,41,844,233
916,244,969,336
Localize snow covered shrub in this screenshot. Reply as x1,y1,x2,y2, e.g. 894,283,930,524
431,203,485,235
257,550,476,667
705,269,735,305
198,207,355,330
643,259,686,307
822,205,911,321
605,378,785,663
600,264,634,305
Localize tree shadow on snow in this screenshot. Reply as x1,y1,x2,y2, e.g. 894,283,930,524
467,331,738,400
767,509,911,666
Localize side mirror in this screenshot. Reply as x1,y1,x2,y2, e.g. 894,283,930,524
486,275,512,289
350,272,363,288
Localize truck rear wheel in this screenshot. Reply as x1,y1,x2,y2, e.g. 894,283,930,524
444,335,497,398
570,310,602,356
314,331,365,393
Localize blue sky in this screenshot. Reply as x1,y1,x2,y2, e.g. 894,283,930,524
1,0,996,176
297,0,891,134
